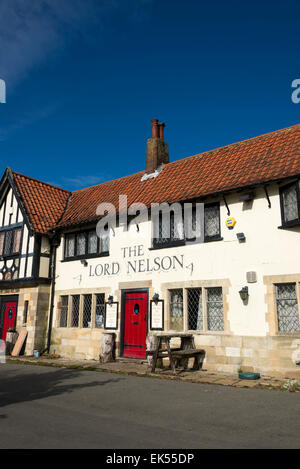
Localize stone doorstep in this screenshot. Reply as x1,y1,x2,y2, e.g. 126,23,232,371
6,355,293,391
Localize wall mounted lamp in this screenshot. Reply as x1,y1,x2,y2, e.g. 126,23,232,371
239,286,249,302
152,293,160,304
108,295,114,304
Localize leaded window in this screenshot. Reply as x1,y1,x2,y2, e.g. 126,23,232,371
280,182,300,226
206,287,224,331
153,212,184,248
12,228,22,253
64,228,109,260
65,234,75,257
0,232,4,256
100,226,110,253
276,284,300,333
88,231,98,254
71,295,80,327
204,204,220,240
95,293,105,328
60,296,68,328
188,288,203,330
153,203,220,248
0,228,22,257
83,294,92,328
169,289,183,330
77,233,86,256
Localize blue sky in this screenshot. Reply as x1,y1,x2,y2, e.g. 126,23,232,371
0,0,300,190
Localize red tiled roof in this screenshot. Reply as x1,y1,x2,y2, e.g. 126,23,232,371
9,123,300,233
12,171,71,234
58,123,300,229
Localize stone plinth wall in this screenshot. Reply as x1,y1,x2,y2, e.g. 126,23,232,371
51,327,120,361
192,333,300,378
51,328,300,378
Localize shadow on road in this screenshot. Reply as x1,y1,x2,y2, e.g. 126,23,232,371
0,367,121,408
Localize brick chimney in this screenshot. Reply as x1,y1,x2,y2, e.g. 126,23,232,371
145,119,169,173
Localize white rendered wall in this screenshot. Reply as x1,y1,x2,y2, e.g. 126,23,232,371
54,183,300,338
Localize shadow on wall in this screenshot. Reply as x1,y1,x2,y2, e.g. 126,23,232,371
0,366,122,408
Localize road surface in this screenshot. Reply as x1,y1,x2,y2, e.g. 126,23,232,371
0,364,299,449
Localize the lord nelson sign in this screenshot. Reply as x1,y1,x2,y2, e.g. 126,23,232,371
88,244,186,277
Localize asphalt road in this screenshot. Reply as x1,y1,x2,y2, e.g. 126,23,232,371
0,363,299,449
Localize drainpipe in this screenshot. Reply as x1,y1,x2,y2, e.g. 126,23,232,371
40,236,59,355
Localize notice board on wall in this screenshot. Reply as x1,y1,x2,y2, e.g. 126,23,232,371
104,302,119,330
150,300,164,331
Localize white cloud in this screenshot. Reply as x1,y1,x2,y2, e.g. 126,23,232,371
0,0,153,88
62,174,110,189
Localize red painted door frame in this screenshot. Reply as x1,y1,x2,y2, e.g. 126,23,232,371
0,295,18,342
122,290,148,359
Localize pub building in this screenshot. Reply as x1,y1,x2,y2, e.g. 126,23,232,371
1,119,300,377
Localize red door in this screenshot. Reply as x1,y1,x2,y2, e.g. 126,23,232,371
1,299,17,342
123,291,148,359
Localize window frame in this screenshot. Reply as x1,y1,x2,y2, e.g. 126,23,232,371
203,202,222,243
57,293,106,329
0,226,23,258
169,288,184,331
169,285,225,333
63,228,109,261
275,282,300,334
279,181,300,228
59,295,69,328
152,202,221,250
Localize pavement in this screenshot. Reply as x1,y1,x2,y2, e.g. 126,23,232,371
0,363,300,449
6,354,299,392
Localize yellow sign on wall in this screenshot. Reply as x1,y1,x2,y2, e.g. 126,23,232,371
225,217,237,229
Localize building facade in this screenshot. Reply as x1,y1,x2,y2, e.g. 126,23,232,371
1,120,300,377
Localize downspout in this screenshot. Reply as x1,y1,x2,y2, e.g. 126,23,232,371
40,190,71,356
40,236,59,355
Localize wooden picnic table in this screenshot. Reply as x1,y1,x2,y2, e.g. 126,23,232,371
148,333,205,375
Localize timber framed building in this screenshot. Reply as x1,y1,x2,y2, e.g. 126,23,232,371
1,119,300,377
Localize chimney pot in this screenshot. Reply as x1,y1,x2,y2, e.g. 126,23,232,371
152,119,159,138
158,123,165,140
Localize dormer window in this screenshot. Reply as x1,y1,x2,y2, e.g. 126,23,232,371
64,228,109,261
280,181,300,227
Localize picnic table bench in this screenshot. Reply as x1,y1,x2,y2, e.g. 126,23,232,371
147,333,205,375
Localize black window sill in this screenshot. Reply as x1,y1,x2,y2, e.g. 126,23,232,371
61,252,109,262
0,253,21,260
149,240,186,251
149,237,223,250
278,221,300,229
204,236,223,243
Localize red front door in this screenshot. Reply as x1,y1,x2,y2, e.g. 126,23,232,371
123,291,148,359
0,299,17,342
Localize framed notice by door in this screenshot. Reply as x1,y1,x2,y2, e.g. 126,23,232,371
104,302,119,330
150,300,164,331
